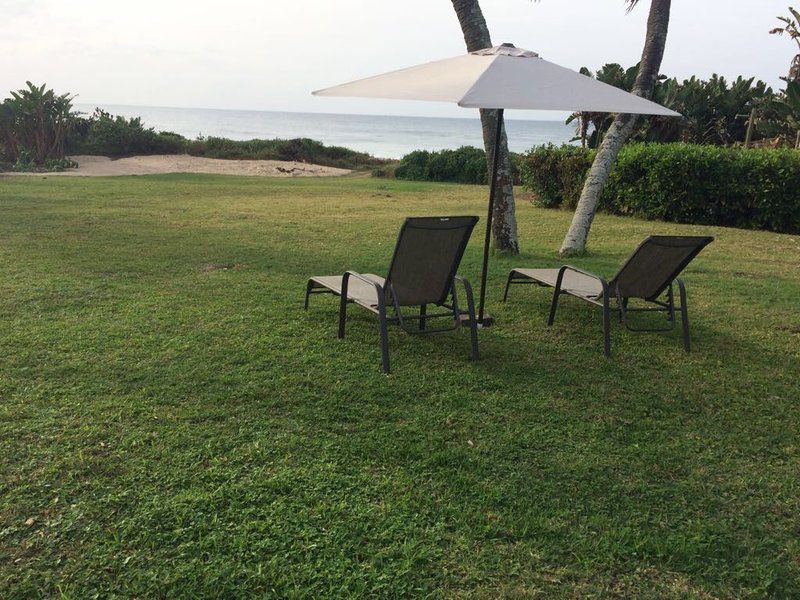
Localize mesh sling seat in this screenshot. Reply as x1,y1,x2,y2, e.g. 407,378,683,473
503,236,714,356
305,216,480,373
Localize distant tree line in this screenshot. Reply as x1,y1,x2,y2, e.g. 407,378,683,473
569,66,800,149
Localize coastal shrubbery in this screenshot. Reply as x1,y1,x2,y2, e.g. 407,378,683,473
394,146,521,185
1,83,388,171
520,143,800,233
68,113,386,169
70,109,187,156
519,144,594,209
0,82,78,171
395,147,488,184
188,137,384,170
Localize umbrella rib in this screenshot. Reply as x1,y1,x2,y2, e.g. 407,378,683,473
457,55,502,109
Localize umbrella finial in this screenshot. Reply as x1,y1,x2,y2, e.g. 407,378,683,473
472,45,539,58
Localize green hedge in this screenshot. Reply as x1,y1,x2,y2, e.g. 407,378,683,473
394,146,521,185
520,143,800,234
519,144,595,209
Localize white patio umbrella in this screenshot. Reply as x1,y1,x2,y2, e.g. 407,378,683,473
313,44,680,324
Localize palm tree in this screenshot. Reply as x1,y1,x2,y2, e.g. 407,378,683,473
567,64,640,148
770,6,800,83
451,0,519,254
559,0,672,256
770,7,800,147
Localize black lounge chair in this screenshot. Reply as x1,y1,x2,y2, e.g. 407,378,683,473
503,235,714,356
305,216,480,373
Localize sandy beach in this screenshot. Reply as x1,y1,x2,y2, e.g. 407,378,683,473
1,154,352,177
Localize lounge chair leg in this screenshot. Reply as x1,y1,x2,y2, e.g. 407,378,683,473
378,305,390,373
462,278,480,360
602,295,612,357
667,284,676,323
338,275,349,339
304,279,314,310
677,278,690,353
547,290,561,326
502,272,514,302
419,304,427,331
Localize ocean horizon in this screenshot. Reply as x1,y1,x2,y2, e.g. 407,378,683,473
74,103,576,160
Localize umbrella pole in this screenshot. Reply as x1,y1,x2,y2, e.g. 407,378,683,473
478,108,504,325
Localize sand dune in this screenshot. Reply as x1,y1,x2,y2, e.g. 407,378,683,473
2,154,351,177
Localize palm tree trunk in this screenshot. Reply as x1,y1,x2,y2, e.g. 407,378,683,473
451,0,519,254
559,0,672,256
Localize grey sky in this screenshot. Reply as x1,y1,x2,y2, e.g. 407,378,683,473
1,0,795,120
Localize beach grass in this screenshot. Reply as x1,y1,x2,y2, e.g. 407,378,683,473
1,174,798,598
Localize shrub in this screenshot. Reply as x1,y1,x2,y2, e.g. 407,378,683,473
393,146,521,185
371,163,398,179
70,109,188,156
187,137,384,170
1,82,78,165
8,151,78,173
519,143,800,233
520,144,594,208
604,144,800,233
393,150,432,181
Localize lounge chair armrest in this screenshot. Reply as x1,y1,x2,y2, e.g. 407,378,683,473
554,265,610,296
341,271,390,311
452,274,476,301
558,264,603,281
453,274,471,287
342,270,384,293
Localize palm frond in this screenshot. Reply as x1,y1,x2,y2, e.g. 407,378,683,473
625,0,640,13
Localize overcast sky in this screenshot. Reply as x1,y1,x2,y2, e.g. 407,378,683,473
1,0,795,120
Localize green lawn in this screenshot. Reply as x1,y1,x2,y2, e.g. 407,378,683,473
1,174,798,598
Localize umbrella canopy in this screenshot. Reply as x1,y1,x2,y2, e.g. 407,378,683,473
313,44,680,325
314,44,680,116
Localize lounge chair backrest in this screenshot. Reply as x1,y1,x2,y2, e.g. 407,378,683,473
385,216,478,306
609,235,714,300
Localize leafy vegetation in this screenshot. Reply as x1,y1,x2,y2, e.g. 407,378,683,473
770,6,800,83
520,143,800,233
0,175,797,597
187,136,386,170
568,67,788,147
1,84,387,171
519,144,594,209
0,82,77,169
69,109,187,156
394,146,520,185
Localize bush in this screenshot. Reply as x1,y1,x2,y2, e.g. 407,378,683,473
1,82,77,165
393,146,520,185
70,109,187,156
10,152,78,172
520,144,594,208
187,137,384,170
605,144,800,233
64,109,385,169
519,143,800,233
394,150,432,181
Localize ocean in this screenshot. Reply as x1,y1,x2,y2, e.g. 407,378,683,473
74,104,576,159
